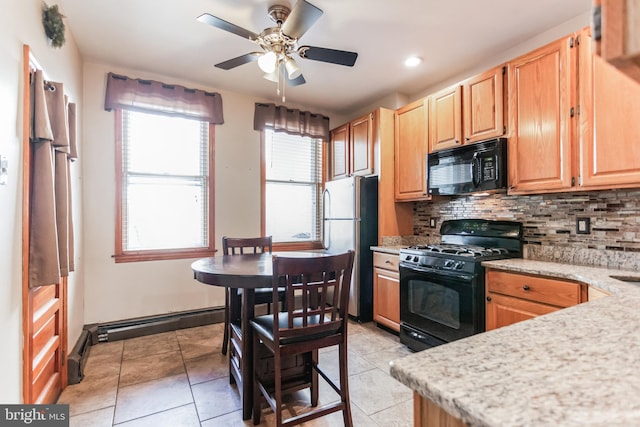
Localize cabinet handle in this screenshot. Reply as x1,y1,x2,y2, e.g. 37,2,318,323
523,285,530,291
486,296,492,302
385,260,391,264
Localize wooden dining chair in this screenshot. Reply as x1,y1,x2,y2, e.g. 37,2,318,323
220,236,286,356
251,250,355,427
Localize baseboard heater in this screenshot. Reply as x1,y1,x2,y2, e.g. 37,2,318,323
68,307,224,384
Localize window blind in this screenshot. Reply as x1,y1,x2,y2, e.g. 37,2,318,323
264,130,323,243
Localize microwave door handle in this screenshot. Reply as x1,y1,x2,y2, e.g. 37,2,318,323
493,154,499,182
471,153,481,187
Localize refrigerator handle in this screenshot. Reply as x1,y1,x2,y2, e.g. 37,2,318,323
322,188,329,250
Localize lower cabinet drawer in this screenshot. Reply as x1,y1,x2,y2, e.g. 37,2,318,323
373,251,399,270
486,270,582,308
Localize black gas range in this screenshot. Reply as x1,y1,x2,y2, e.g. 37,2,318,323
399,219,523,351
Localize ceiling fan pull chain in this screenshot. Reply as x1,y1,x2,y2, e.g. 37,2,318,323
282,64,286,102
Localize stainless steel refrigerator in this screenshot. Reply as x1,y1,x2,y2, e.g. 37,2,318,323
322,175,378,321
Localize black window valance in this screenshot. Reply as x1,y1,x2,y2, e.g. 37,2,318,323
253,103,329,141
104,72,224,124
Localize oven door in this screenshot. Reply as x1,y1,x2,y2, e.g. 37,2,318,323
399,263,485,345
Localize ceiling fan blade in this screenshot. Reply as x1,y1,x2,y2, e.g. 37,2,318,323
287,74,306,87
197,13,259,41
281,0,323,40
215,52,262,70
298,46,358,67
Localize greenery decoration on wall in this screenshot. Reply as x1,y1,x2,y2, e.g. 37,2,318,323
42,4,66,48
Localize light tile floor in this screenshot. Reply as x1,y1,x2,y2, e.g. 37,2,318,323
57,321,414,427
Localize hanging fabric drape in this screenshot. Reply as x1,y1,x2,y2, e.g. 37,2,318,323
29,69,77,288
103,72,224,124
253,103,330,141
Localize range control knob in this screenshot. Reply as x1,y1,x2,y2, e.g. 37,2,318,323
443,260,454,268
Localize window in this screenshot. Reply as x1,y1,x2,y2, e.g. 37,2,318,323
262,130,324,250
114,109,214,262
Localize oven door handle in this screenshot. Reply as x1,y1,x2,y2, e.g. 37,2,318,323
399,264,475,281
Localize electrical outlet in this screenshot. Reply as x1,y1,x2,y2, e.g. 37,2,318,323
576,217,591,234
429,218,437,229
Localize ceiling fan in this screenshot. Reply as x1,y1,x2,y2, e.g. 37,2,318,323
197,0,358,98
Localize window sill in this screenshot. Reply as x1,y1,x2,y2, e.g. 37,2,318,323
114,248,216,263
273,241,325,252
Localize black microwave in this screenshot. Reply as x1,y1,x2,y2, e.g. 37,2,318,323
427,138,507,196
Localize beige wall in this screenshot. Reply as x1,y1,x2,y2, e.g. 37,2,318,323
0,0,83,403
81,62,342,324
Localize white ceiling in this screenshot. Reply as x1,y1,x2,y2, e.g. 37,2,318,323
57,0,592,115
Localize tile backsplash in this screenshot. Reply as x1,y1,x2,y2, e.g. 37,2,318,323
411,188,640,269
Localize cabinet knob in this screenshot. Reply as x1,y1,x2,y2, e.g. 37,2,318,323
385,260,391,264
465,137,470,141
486,296,492,302
523,285,530,291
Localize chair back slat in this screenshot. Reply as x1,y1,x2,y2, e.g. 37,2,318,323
271,251,355,342
222,236,272,256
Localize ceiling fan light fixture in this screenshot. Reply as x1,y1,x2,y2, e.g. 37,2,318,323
284,56,302,79
263,68,279,82
258,51,278,73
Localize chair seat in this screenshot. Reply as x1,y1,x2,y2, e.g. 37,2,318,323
251,313,340,345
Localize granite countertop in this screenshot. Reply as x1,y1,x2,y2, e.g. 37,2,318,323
389,258,640,427
370,245,404,255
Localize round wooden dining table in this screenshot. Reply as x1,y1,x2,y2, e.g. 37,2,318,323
191,250,331,420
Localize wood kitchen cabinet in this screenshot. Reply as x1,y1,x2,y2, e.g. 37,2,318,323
594,0,640,83
578,28,640,188
376,109,413,242
414,392,468,427
485,269,587,331
395,98,430,201
373,251,400,332
329,123,349,180
429,84,462,152
463,66,506,144
328,112,374,180
429,66,505,152
507,35,576,194
508,28,640,194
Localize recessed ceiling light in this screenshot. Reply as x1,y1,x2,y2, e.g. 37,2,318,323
404,56,423,67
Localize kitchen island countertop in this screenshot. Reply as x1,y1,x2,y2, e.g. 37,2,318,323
389,258,640,427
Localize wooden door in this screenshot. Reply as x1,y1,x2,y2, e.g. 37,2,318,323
395,98,430,201
373,267,400,332
463,66,505,144
429,85,462,152
329,123,349,180
507,36,576,194
485,292,560,331
578,29,640,188
349,113,374,176
23,45,68,404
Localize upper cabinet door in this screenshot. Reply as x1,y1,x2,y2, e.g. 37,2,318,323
350,113,374,176
329,123,349,180
463,66,505,144
507,36,576,194
579,28,640,188
429,85,462,152
595,0,640,84
395,98,430,201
